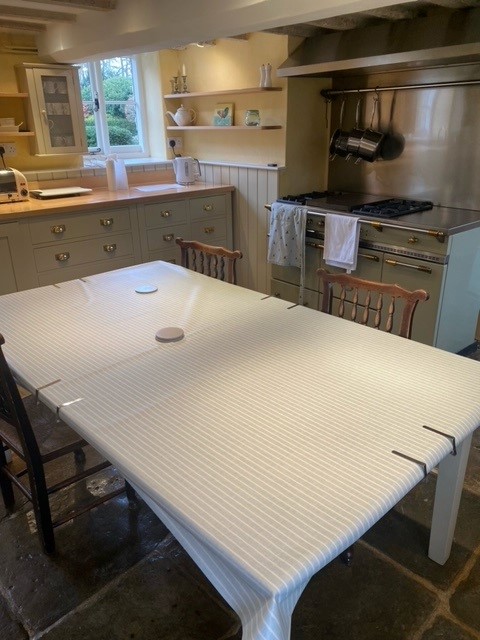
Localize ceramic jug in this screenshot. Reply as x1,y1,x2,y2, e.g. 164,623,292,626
166,104,196,126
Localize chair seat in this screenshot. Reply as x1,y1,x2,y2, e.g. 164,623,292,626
0,395,85,462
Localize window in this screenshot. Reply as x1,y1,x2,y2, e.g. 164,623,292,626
79,56,148,157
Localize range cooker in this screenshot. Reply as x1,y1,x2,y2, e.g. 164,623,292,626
278,190,433,220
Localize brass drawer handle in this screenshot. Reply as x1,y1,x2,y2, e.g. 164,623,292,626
55,251,70,262
103,243,116,253
203,204,213,212
100,218,114,227
359,253,380,262
160,210,172,218
385,258,432,274
51,224,66,235
274,292,281,298
163,234,174,242
204,226,215,234
408,235,419,244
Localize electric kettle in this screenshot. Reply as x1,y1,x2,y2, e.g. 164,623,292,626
173,157,201,185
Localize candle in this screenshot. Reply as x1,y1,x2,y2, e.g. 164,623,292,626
182,64,186,76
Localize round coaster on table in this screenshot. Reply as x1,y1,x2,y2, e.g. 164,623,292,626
135,284,158,294
155,327,185,343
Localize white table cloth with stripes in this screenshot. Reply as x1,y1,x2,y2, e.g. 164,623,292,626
1,261,479,640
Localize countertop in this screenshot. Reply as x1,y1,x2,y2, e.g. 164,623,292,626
0,182,235,223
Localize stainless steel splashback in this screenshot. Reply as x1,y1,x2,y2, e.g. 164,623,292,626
327,65,480,210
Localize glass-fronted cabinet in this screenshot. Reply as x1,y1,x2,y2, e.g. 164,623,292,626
16,63,87,155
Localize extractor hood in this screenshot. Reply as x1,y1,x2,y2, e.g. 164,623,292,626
277,8,480,77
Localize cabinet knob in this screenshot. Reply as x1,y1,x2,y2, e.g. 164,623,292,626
204,226,215,234
103,243,117,253
55,252,70,262
100,218,114,227
203,204,214,212
51,224,66,235
163,234,174,242
408,235,419,244
160,210,172,218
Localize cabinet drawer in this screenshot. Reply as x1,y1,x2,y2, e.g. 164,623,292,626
146,224,188,252
190,218,227,242
270,279,319,310
33,233,134,272
189,195,226,221
271,244,322,291
362,225,448,257
30,208,132,244
37,257,136,286
144,200,187,229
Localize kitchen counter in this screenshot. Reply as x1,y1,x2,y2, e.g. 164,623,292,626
0,182,234,222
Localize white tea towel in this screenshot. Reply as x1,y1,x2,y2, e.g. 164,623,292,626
324,213,360,273
267,203,307,304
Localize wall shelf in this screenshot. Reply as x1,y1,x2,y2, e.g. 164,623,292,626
0,131,35,137
0,93,28,98
166,125,281,130
164,87,282,99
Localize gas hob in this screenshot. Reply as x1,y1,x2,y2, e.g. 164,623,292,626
277,191,433,219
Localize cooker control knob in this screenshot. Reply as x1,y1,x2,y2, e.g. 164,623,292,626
21,188,28,197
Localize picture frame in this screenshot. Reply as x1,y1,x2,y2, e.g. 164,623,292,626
213,102,234,126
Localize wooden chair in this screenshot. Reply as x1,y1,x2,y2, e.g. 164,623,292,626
0,333,135,554
176,238,243,285
317,268,429,339
317,269,428,567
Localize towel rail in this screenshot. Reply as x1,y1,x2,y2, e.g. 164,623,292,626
264,204,446,243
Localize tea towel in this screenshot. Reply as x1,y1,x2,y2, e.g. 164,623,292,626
324,213,360,273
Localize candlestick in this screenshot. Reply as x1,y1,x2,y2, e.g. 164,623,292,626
181,75,188,93
172,76,180,94
182,64,186,76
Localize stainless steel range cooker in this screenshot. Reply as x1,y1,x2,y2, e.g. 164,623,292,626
268,191,451,348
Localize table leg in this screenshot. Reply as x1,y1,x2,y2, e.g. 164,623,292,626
428,433,472,565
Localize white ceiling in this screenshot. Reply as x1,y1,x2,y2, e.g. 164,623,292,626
1,0,479,61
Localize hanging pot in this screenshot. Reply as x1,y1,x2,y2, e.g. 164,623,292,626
329,96,349,160
357,92,385,162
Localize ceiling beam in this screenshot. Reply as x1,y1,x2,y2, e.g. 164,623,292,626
0,5,76,22
0,18,46,31
16,0,116,11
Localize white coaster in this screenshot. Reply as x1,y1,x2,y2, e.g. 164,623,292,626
135,284,158,294
155,327,185,343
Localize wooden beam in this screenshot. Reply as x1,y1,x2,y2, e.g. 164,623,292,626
0,19,46,32
17,0,116,10
0,5,76,22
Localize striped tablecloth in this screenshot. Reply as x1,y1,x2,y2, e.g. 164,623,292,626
1,261,479,640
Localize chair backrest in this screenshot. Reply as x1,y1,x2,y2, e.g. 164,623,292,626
317,268,429,339
176,238,243,284
0,333,45,481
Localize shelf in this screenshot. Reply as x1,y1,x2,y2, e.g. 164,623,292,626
0,131,35,137
166,125,281,130
0,93,28,98
164,87,282,99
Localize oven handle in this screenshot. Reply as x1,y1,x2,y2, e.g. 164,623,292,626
265,204,446,243
306,241,379,261
384,258,432,274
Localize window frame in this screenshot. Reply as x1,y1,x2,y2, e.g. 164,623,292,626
81,55,149,159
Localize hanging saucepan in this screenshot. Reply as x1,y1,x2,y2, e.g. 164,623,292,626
346,96,365,161
357,92,385,162
380,90,405,161
329,95,349,160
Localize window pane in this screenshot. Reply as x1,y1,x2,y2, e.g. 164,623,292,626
79,64,98,149
101,57,140,150
105,103,139,146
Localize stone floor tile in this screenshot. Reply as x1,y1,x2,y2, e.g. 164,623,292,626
40,536,239,640
450,555,480,633
420,616,479,640
291,543,437,640
0,597,28,640
0,493,168,633
362,474,480,589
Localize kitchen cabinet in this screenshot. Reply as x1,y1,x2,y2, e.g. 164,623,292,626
0,93,35,140
137,193,233,264
164,86,282,131
15,64,87,155
0,222,37,294
28,206,142,286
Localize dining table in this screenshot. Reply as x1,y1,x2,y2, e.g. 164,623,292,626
0,260,479,640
